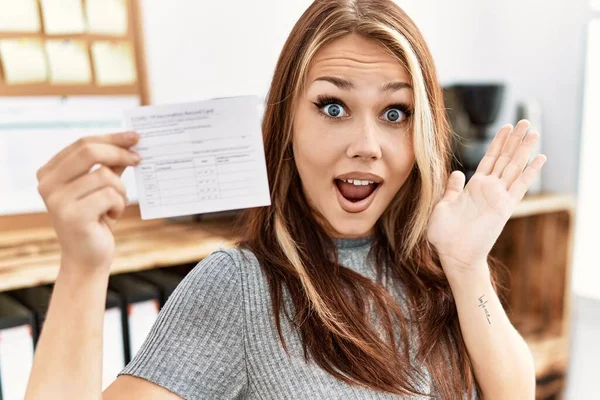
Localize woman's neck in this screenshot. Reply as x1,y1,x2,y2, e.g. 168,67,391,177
331,235,373,250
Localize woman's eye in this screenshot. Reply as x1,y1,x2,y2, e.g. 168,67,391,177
322,103,346,118
383,108,405,123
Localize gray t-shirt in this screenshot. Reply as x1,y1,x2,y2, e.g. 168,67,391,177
118,236,472,399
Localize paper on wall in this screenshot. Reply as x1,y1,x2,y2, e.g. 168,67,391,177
39,0,86,34
45,40,92,84
124,95,271,220
0,0,41,32
85,0,128,36
102,307,125,390
127,300,159,360
91,41,137,86
0,95,140,216
0,325,34,400
0,39,48,84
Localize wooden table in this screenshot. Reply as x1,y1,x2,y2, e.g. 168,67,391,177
0,216,237,293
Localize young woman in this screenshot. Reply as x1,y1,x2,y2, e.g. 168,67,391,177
26,0,543,399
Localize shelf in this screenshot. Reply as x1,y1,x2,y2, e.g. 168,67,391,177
0,84,140,97
511,192,576,219
0,217,237,293
525,333,569,380
0,192,575,294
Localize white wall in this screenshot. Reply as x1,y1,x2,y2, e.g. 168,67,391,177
139,0,312,104
139,1,433,102
572,19,600,301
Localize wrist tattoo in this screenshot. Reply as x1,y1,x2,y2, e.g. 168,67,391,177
478,295,491,324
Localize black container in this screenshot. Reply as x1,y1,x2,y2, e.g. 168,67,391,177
108,274,160,364
106,288,121,310
168,262,198,278
131,269,183,309
7,286,53,347
451,83,505,140
0,293,36,400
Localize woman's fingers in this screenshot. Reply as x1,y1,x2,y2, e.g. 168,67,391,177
38,143,139,197
499,131,541,189
59,143,139,183
46,166,128,210
491,120,530,177
475,124,513,175
36,131,138,181
76,186,127,225
112,166,128,177
509,154,547,204
37,132,139,230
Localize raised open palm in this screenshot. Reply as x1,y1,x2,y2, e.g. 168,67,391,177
427,120,547,273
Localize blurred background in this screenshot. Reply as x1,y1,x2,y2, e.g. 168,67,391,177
0,1,598,399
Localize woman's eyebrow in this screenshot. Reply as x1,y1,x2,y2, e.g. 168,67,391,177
380,81,413,93
312,76,413,92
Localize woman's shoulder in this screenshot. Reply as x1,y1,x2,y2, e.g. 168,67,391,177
212,246,261,268
189,246,261,275
180,247,263,295
120,248,251,398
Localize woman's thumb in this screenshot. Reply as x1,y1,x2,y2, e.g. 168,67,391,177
442,170,465,202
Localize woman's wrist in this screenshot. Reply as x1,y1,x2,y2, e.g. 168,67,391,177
441,258,492,291
59,256,112,286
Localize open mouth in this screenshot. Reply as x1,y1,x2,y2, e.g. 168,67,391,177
335,179,379,202
334,177,382,213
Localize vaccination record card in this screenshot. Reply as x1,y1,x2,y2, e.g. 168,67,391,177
124,95,271,220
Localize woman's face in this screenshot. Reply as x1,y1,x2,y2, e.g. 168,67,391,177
292,33,416,238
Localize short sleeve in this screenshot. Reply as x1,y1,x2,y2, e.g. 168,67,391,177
118,250,248,400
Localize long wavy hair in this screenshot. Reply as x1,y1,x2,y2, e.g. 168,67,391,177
237,1,505,398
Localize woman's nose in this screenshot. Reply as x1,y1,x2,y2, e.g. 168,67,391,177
346,121,383,160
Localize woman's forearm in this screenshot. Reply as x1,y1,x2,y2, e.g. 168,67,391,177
444,261,536,399
25,259,110,400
